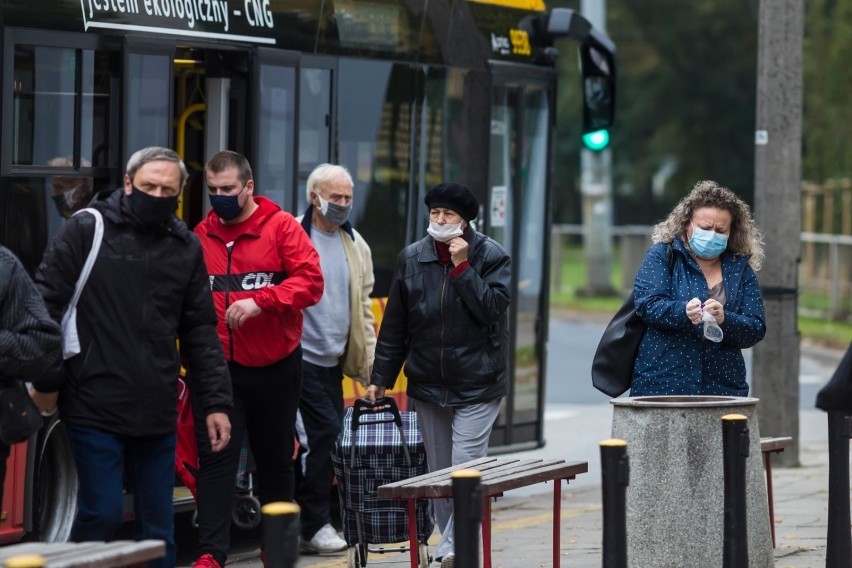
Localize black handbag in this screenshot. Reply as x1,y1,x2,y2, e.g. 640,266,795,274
0,381,43,445
591,244,673,397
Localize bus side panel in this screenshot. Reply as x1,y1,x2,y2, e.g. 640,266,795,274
0,443,28,544
342,298,409,411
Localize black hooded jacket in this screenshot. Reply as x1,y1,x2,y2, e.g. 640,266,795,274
371,229,511,406
34,189,232,437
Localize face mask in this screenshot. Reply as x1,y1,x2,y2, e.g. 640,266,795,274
689,224,729,259
427,221,464,243
316,194,352,226
209,186,247,221
52,194,75,219
128,185,178,226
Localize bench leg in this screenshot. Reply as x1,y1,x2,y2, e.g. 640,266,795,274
764,452,777,548
482,496,492,568
408,499,419,568
553,480,562,568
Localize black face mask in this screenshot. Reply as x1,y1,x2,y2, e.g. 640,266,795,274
52,194,74,219
127,185,178,226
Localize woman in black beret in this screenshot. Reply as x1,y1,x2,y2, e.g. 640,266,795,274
365,182,512,568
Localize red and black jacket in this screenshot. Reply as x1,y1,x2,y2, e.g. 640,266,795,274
195,196,324,367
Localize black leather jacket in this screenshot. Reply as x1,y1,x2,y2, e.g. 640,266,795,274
34,189,232,437
371,229,511,406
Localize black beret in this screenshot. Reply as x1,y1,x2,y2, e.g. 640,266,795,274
424,182,479,222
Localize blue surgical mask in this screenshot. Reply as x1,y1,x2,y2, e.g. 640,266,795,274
209,186,247,221
689,224,729,259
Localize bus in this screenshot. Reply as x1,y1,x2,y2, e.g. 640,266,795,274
0,0,615,544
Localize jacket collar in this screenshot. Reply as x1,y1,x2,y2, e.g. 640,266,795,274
299,204,355,240
95,188,191,242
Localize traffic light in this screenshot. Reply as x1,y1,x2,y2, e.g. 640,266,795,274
582,128,610,151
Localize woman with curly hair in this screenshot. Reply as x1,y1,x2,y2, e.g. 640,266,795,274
630,180,766,396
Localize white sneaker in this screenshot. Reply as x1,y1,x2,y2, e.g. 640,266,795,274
301,524,347,554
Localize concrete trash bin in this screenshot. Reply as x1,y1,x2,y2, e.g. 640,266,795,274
611,395,772,568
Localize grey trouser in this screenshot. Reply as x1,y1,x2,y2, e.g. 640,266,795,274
414,398,502,558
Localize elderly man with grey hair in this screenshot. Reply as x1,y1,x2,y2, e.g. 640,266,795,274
33,147,233,568
295,163,376,553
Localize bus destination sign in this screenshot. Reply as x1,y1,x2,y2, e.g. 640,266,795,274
80,0,277,44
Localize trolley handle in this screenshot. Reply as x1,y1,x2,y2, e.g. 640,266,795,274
348,396,412,469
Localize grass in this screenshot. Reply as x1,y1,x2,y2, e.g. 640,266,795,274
551,245,852,350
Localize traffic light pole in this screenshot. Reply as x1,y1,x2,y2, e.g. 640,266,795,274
578,0,616,297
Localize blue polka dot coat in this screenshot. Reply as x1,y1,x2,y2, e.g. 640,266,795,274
629,238,766,396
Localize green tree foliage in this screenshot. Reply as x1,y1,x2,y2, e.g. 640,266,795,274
554,1,759,224
803,0,852,182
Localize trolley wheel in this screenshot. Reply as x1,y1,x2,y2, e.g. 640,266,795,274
418,543,430,568
347,547,358,568
232,494,262,530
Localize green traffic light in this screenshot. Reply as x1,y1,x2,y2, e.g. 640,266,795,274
582,129,610,151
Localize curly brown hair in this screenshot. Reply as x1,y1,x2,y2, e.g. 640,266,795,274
651,180,764,271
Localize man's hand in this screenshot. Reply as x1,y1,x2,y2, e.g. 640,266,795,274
364,384,386,403
225,298,262,328
207,412,232,452
448,236,469,267
29,388,58,417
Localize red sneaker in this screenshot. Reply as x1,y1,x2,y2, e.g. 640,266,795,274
191,554,223,568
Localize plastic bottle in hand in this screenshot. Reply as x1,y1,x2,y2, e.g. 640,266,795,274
701,309,724,342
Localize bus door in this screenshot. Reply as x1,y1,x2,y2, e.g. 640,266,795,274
487,67,555,450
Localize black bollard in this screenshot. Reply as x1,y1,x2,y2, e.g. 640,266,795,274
825,411,852,567
721,414,749,568
451,469,482,568
600,439,629,568
261,502,301,568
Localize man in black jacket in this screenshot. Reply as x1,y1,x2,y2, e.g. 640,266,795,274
0,246,62,510
32,147,232,568
365,182,511,568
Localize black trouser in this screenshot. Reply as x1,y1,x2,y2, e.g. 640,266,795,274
192,347,303,565
295,361,345,540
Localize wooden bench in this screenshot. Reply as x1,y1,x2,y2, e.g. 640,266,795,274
760,436,794,548
0,540,165,567
377,457,588,568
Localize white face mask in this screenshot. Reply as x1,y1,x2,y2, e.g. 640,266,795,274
427,221,464,243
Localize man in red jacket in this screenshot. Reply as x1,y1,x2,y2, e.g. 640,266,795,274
191,150,324,568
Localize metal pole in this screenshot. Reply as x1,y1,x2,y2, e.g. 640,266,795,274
721,414,749,568
825,411,852,567
600,439,629,568
261,502,301,568
452,469,482,568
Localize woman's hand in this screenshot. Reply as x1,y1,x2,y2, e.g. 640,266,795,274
702,299,725,325
364,384,386,403
686,298,703,325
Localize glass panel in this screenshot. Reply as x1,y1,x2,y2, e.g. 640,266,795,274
488,86,514,252
13,46,77,166
0,175,111,274
338,61,413,297
126,53,170,154
297,67,331,212
512,86,549,426
256,64,295,209
81,50,115,168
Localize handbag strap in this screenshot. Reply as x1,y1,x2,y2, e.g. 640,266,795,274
67,208,104,313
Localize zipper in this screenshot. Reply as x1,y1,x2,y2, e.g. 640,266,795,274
225,241,235,361
439,263,449,407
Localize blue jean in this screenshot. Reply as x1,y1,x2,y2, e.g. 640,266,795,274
68,425,176,568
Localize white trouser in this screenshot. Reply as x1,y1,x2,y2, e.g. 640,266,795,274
414,398,502,559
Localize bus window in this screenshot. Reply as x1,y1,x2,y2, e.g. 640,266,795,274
125,53,171,153
255,60,296,210
297,66,332,211
338,60,415,297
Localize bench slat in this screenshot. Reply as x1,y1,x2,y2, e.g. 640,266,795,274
377,458,588,499
760,436,793,453
0,540,165,568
